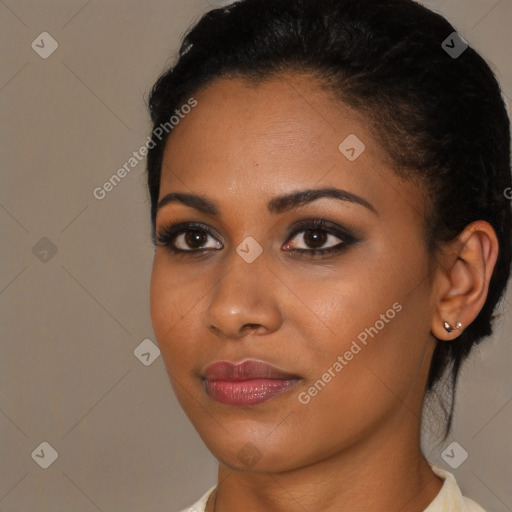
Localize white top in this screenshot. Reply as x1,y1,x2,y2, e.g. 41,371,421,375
178,465,485,512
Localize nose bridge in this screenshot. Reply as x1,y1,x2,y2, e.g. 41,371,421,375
202,242,282,338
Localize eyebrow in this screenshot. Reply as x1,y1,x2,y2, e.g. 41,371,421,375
156,186,377,216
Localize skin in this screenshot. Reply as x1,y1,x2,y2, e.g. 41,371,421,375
149,73,499,512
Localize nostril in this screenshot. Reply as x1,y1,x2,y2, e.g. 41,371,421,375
243,323,261,330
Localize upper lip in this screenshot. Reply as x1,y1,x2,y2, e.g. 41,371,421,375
202,360,300,381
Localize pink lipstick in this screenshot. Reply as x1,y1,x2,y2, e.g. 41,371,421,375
202,360,300,406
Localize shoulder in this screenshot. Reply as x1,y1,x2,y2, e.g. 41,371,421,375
176,486,216,512
424,465,486,512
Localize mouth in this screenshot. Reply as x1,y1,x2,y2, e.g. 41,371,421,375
201,359,301,406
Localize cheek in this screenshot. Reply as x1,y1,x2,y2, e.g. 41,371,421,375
149,255,195,357
149,256,175,341
290,249,430,403
149,254,215,379
281,260,392,358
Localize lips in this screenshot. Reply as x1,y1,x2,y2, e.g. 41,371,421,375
202,360,300,406
203,360,299,381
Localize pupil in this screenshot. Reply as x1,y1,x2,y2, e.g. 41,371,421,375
186,230,207,248
305,229,326,248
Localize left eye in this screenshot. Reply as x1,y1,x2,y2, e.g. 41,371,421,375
284,228,344,251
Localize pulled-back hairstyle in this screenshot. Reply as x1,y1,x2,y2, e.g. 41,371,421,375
146,0,511,437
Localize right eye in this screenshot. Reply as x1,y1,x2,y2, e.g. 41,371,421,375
155,222,224,253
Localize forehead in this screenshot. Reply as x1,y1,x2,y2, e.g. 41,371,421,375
158,74,422,223
163,76,380,177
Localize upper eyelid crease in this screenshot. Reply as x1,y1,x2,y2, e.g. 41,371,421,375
156,186,377,217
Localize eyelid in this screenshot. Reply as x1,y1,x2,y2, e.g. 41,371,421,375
286,217,356,241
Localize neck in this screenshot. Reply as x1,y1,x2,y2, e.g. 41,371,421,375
207,415,443,512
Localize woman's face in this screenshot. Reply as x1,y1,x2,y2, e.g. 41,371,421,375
150,74,438,472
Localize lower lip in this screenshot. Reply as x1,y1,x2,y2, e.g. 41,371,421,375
204,378,299,406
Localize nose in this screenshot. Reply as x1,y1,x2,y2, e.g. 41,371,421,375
202,251,283,340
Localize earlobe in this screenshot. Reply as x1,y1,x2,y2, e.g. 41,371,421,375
431,319,464,340
431,221,499,341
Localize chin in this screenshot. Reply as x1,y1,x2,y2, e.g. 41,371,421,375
195,424,309,474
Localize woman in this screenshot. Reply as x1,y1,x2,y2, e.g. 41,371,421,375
145,0,511,510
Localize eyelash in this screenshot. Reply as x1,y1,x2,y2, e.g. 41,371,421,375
154,218,357,258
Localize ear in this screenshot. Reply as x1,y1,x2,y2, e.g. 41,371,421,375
431,221,499,341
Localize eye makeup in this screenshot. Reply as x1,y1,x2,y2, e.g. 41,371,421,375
154,217,360,260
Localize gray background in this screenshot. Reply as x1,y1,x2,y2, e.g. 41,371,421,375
1,0,511,511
